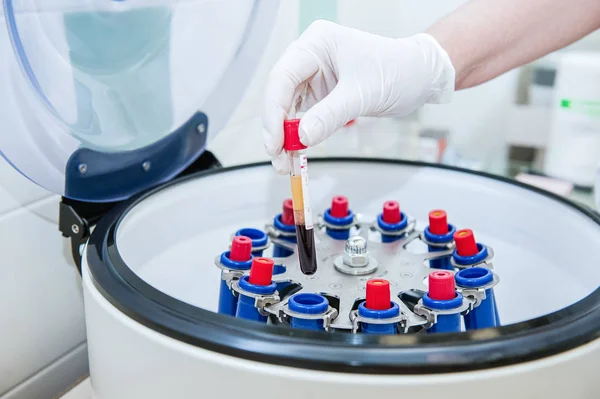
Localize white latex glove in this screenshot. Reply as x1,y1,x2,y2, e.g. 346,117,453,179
262,20,456,174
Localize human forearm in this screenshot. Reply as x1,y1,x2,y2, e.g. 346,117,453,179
427,0,600,90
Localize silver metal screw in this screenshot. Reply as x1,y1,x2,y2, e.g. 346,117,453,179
142,161,151,172
197,124,206,134
78,164,87,175
71,224,80,234
343,236,369,267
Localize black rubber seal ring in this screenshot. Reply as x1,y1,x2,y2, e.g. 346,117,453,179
86,157,600,374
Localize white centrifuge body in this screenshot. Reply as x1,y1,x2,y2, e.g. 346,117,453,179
81,161,600,399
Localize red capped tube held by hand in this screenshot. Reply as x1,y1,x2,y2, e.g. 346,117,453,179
284,119,318,276
283,119,307,151
248,257,275,286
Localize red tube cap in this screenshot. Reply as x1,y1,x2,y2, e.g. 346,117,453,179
249,257,275,286
429,210,449,235
330,196,349,218
382,201,401,224
283,119,307,151
281,199,294,225
454,229,479,257
365,279,391,310
428,271,456,301
229,236,252,262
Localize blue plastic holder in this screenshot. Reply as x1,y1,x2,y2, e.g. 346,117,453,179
452,243,489,266
377,212,409,243
452,243,499,323
288,293,329,331
423,224,456,270
357,302,400,334
422,293,463,333
455,267,498,330
272,215,296,258
323,209,354,240
217,251,253,316
235,228,269,257
235,276,277,323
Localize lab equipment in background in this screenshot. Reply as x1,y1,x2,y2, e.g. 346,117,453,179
596,162,600,209
514,173,574,197
284,119,318,276
544,52,600,187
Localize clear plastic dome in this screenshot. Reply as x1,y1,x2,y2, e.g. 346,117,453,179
0,0,277,201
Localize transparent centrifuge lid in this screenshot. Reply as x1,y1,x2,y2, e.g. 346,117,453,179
0,0,277,201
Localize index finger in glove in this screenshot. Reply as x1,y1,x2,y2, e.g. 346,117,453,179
262,43,321,157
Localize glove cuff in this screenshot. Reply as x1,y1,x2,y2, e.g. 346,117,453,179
412,33,456,104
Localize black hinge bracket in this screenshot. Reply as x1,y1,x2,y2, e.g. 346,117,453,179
59,150,222,273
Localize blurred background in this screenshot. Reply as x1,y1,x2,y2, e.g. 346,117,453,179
0,1,598,398
208,0,600,207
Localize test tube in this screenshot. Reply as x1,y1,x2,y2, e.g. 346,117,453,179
284,119,318,275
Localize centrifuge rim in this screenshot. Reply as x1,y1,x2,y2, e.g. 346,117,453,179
86,157,600,375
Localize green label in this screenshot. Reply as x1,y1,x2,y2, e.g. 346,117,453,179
560,98,600,118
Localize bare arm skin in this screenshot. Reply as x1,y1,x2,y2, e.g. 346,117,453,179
427,0,600,90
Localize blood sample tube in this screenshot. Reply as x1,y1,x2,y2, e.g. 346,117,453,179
357,279,400,334
235,228,269,257
323,196,354,240
423,271,463,333
218,236,253,316
423,210,456,270
235,257,277,323
272,199,297,258
377,201,408,243
452,229,499,324
455,267,499,330
288,293,329,331
284,119,318,275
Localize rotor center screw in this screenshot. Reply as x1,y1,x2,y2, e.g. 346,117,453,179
343,236,369,267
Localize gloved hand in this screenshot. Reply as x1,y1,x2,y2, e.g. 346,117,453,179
262,20,456,174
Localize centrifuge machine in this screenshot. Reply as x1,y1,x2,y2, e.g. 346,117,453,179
1,1,599,398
